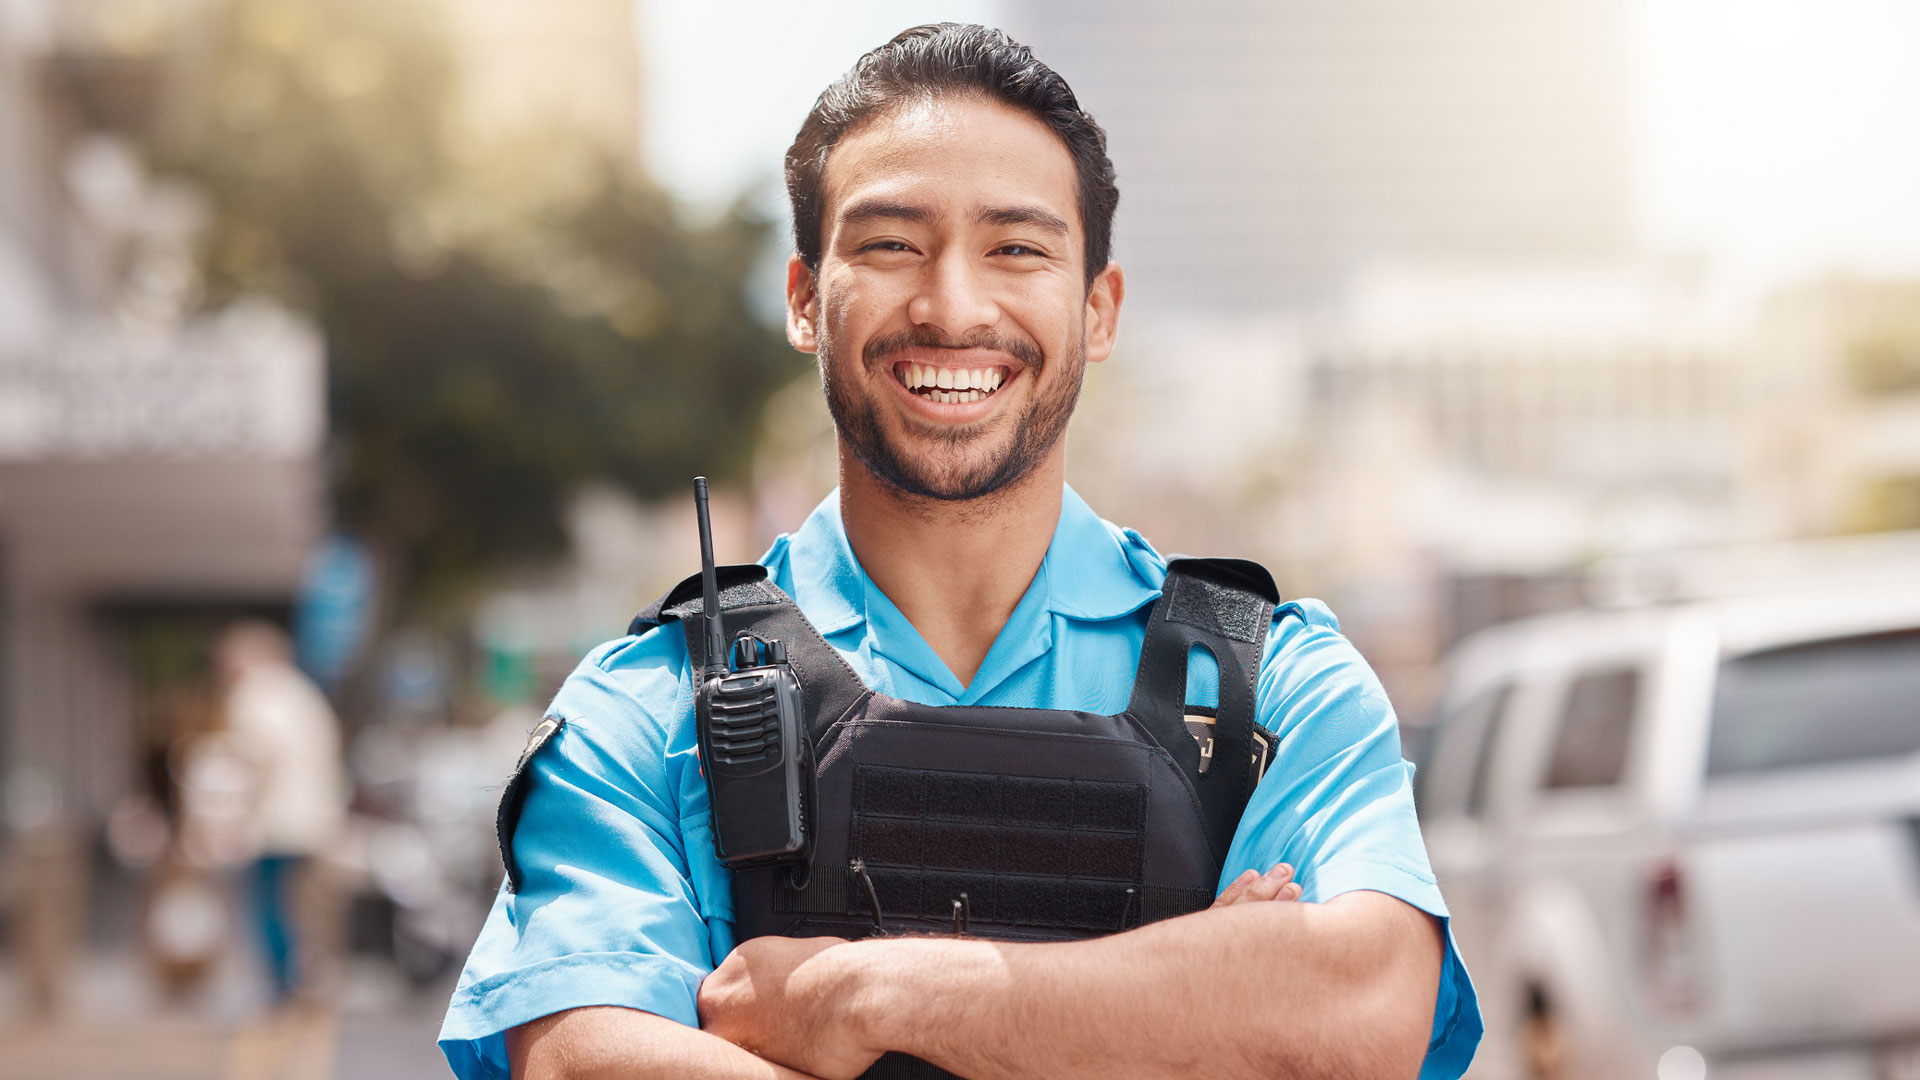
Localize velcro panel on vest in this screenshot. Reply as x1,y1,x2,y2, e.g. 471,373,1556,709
846,764,1192,933
628,564,779,634
1166,568,1270,644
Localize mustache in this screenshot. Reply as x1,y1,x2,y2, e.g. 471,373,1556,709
862,326,1044,371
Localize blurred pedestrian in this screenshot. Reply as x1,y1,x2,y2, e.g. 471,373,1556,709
3,767,83,1019
214,620,349,1008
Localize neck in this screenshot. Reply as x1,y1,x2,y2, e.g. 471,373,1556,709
838,444,1066,688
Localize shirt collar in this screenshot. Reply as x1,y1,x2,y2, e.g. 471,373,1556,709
1042,485,1165,622
774,494,866,636
774,483,1163,635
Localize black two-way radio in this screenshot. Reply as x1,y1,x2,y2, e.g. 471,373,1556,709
691,477,812,876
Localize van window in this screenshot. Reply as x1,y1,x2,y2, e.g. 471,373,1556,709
1708,630,1920,776
1419,683,1511,818
1463,684,1512,817
1544,668,1639,789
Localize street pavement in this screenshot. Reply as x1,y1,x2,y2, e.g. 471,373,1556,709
0,950,454,1080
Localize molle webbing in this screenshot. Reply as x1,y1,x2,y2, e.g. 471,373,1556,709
823,764,1209,932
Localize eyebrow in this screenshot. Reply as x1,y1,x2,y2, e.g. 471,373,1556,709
835,198,1071,238
837,198,934,228
974,205,1069,236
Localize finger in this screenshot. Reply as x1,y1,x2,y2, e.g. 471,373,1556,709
1281,882,1302,901
1213,868,1260,907
1243,864,1293,902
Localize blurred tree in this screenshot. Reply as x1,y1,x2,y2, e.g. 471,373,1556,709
1851,475,1920,532
1845,331,1920,397
150,0,796,623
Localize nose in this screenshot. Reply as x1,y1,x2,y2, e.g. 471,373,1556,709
906,246,998,340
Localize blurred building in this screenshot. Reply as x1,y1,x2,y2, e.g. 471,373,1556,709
1002,0,1636,314
1290,264,1770,694
0,0,324,969
1754,278,1920,538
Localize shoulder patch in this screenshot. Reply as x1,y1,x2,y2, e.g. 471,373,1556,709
497,715,564,893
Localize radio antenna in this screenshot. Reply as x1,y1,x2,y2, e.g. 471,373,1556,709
694,477,727,678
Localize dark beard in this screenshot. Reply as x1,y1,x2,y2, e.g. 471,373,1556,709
820,322,1084,502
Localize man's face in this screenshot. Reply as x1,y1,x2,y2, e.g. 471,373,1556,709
786,94,1123,502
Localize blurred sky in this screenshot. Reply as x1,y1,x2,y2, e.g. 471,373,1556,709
637,0,1920,289
1638,0,1920,285
634,0,998,214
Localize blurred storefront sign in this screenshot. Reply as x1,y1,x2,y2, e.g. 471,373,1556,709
0,300,322,463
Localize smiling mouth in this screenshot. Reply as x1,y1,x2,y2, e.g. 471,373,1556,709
893,361,1009,404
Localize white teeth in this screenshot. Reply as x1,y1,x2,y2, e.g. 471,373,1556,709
902,365,1008,401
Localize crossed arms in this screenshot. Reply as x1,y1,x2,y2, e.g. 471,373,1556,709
506,865,1443,1080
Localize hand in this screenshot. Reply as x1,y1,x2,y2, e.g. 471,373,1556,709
1212,863,1302,907
699,934,884,1080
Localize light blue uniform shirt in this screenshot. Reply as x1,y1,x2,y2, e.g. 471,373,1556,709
440,487,1482,1078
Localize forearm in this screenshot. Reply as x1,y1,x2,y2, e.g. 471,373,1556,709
850,892,1441,1080
508,1006,822,1080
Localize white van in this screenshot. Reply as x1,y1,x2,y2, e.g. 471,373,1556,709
1419,563,1920,1080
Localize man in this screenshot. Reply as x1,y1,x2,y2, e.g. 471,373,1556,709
215,619,348,1005
441,24,1481,1080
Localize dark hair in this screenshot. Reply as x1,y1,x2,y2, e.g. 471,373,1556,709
785,23,1118,288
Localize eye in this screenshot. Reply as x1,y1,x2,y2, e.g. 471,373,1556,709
858,240,915,254
994,243,1045,258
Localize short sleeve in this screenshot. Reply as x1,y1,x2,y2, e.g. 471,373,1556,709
438,631,732,1080
1222,599,1483,1080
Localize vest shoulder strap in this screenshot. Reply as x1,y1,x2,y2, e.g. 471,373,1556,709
631,564,868,743
1125,557,1281,863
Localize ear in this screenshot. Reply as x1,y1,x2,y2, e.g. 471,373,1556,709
786,255,820,354
1082,261,1125,364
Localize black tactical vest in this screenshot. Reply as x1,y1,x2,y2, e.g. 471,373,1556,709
624,557,1282,1080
